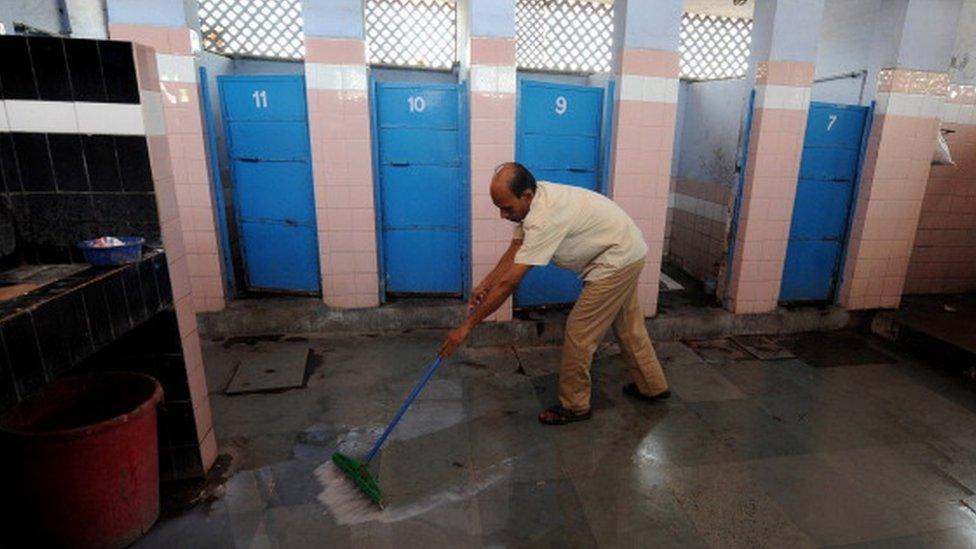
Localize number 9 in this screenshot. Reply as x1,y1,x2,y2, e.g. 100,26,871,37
555,96,567,115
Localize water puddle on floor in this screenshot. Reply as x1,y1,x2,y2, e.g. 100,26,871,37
295,422,514,525
314,458,511,525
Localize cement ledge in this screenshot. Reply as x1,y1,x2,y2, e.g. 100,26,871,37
469,304,849,347
197,297,468,338
198,296,849,343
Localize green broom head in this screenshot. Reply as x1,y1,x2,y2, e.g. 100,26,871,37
331,452,384,508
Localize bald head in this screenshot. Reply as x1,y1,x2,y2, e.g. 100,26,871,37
491,162,536,198
490,162,536,222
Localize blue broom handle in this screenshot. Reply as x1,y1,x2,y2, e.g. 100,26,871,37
365,355,444,464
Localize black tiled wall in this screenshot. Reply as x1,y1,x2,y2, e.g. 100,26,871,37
0,35,156,263
0,36,139,103
0,202,13,256
0,132,160,262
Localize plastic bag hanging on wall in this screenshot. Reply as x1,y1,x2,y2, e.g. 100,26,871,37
932,128,955,166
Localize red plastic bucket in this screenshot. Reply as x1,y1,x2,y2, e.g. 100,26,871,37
0,372,164,548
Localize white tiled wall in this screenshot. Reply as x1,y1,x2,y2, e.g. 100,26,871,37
619,75,680,103
875,92,945,118
469,65,517,94
4,99,148,135
305,63,369,91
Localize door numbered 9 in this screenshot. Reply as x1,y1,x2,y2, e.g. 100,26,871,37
555,96,568,115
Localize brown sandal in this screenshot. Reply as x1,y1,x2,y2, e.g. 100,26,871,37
538,405,592,425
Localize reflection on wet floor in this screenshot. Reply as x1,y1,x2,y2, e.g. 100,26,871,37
138,329,976,548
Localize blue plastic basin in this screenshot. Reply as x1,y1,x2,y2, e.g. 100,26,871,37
77,237,145,266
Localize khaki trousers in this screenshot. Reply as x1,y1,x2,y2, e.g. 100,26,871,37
560,259,669,412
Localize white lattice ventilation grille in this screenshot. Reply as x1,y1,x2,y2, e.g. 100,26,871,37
198,0,305,59
680,12,752,80
516,0,614,73
365,0,457,70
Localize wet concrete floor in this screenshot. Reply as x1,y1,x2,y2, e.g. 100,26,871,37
137,329,976,548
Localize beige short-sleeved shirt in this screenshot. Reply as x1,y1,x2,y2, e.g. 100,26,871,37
512,181,648,281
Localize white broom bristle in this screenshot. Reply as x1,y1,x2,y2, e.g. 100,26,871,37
314,461,383,525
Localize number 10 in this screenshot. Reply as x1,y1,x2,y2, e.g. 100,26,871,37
408,96,426,113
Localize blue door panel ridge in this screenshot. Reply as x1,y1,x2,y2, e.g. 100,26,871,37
233,161,317,225
379,128,460,166
383,231,464,293
520,134,600,169
227,122,310,161
239,223,321,291
379,165,461,228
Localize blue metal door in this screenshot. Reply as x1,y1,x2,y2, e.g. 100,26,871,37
780,102,869,302
374,81,467,296
515,80,604,307
219,75,320,293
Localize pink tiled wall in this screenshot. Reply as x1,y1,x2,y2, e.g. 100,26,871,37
110,24,226,313
305,38,380,308
469,37,517,321
724,60,812,314
904,85,976,295
133,44,216,474
838,69,949,309
611,49,680,315
668,178,731,280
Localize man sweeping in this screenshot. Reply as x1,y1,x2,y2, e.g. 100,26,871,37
438,162,671,425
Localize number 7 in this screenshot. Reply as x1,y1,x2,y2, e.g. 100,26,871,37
827,114,837,131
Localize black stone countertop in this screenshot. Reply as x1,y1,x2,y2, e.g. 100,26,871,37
0,248,174,410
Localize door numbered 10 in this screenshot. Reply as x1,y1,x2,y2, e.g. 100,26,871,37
407,96,427,113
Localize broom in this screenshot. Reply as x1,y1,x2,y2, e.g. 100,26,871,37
331,354,446,509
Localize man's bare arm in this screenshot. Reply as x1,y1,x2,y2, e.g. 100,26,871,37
469,262,531,325
469,239,522,309
440,262,532,356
